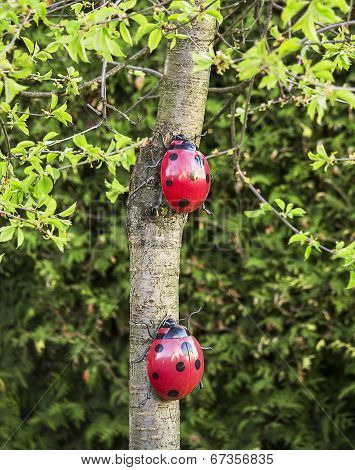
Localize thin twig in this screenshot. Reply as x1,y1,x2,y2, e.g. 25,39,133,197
315,20,355,35
203,95,234,130
0,210,47,234
209,82,250,94
0,116,12,159
101,59,107,121
113,63,163,79
20,48,149,99
57,141,142,171
3,11,32,55
123,79,162,116
206,147,239,159
106,103,137,125
230,88,333,255
46,121,103,147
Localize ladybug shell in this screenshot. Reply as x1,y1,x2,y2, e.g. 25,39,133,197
160,143,211,213
147,326,204,400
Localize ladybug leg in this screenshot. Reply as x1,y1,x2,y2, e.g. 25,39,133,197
202,202,214,216
128,176,155,201
201,346,214,352
131,319,155,339
130,346,150,364
146,156,163,169
150,190,163,217
199,380,204,390
140,385,152,406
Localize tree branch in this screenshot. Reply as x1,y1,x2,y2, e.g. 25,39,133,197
20,47,149,99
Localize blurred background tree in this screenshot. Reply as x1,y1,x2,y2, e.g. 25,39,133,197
0,0,354,449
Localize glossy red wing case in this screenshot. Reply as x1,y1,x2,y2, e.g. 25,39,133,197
160,148,211,213
147,332,204,401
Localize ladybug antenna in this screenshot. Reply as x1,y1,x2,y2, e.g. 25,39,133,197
162,317,177,328
158,314,172,329
180,306,203,329
194,130,207,145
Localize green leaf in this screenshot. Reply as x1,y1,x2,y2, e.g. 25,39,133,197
23,37,34,53
46,165,60,182
120,22,133,46
131,14,148,26
304,245,312,260
43,131,58,142
1,102,11,113
135,23,156,43
289,233,307,245
312,160,326,170
281,0,308,24
346,271,355,289
17,227,24,248
36,176,53,196
44,197,57,216
58,202,77,217
170,0,193,12
4,77,27,103
275,198,285,211
148,29,162,52
293,9,318,42
205,9,223,24
278,38,301,58
51,235,65,252
335,89,355,108
73,134,88,148
45,42,60,53
107,39,125,58
52,103,73,126
192,51,214,72
105,179,128,203
289,208,306,218
244,209,265,218
51,94,58,110
0,226,16,243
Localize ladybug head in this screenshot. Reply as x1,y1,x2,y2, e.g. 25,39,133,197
157,318,190,339
169,134,196,151
162,318,177,328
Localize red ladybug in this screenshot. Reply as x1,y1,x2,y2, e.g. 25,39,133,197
160,135,211,213
147,317,204,401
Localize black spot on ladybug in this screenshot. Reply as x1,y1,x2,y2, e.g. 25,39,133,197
168,390,179,398
206,174,210,183
178,199,189,208
181,342,193,355
152,372,159,379
190,171,198,181
155,344,163,353
194,155,203,167
195,359,201,370
169,153,178,161
176,362,185,372
166,179,173,186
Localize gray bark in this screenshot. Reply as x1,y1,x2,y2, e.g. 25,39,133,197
127,12,216,450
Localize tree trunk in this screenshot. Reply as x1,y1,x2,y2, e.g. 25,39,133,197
127,12,216,450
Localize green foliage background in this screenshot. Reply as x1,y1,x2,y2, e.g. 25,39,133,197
0,0,354,450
